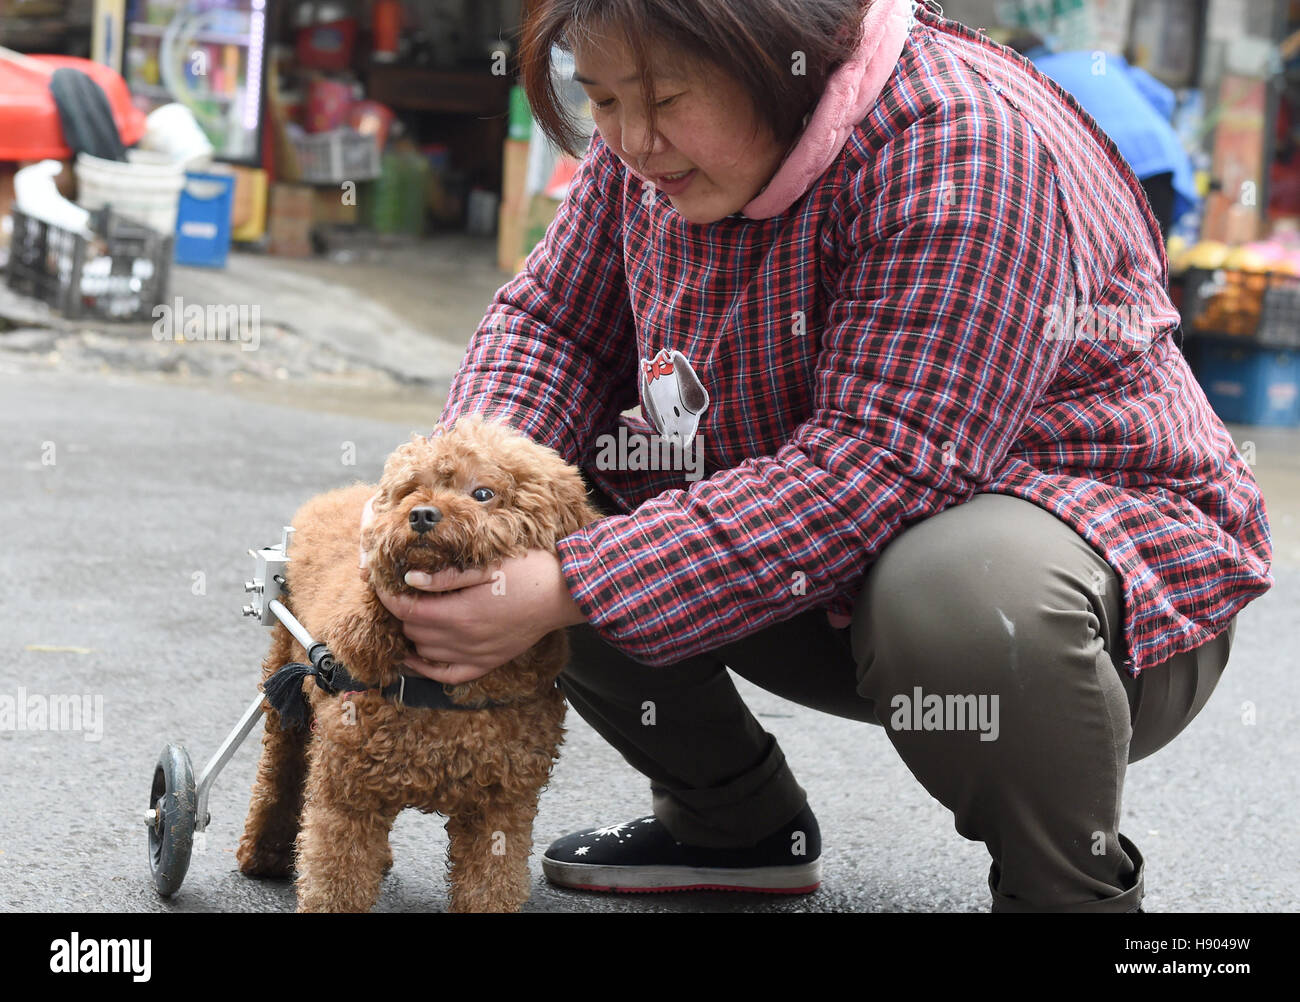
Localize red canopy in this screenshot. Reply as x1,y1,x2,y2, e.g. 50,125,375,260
0,55,146,161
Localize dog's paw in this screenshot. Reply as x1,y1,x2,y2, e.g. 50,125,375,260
235,840,296,879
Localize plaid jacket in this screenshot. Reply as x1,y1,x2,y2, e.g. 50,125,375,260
438,6,1273,674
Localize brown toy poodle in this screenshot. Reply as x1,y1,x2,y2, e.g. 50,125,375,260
235,415,600,912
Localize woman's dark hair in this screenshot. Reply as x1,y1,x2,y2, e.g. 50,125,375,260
519,0,873,157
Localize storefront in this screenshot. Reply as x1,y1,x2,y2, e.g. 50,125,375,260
947,0,1299,426
2,0,1297,425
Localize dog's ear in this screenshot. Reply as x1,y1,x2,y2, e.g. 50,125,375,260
378,435,429,500
551,467,602,537
509,463,599,546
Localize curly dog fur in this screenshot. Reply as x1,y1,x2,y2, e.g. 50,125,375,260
235,416,600,912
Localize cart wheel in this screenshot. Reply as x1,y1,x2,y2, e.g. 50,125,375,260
147,743,196,897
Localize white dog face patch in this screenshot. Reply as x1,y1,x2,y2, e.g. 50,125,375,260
639,348,709,446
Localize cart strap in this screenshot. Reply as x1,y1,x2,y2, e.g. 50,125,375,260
262,656,515,729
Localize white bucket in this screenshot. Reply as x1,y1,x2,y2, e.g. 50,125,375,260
75,150,186,236
139,103,215,171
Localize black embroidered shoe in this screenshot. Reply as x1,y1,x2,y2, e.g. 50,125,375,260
541,804,821,894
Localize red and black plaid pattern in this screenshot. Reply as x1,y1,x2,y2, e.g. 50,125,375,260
439,7,1272,673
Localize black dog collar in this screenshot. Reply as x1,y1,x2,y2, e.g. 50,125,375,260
338,664,511,712
261,641,513,729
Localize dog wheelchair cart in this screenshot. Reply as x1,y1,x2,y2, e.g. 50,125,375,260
145,527,338,897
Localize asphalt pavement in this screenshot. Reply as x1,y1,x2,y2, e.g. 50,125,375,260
0,362,1296,913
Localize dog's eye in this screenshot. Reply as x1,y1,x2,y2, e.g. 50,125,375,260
471,487,495,502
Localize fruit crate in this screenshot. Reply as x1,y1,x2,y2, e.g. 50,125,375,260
5,207,172,322
1180,268,1300,347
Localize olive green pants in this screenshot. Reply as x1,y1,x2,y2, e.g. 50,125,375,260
560,482,1236,912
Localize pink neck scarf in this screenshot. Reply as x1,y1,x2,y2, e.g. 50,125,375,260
742,0,916,219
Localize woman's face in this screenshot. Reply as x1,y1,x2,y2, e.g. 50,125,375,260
572,28,789,224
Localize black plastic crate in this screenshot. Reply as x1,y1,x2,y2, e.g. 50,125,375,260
5,207,172,323
1258,274,1300,349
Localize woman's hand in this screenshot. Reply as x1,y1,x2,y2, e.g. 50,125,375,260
372,549,589,684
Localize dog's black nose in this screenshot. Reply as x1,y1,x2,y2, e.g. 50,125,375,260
408,506,442,534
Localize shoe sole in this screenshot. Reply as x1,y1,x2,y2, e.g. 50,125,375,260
542,857,821,894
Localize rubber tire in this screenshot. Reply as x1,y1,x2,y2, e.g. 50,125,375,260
148,743,196,897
